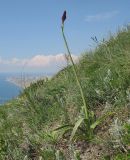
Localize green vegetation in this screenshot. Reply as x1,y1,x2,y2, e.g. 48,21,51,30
0,26,130,159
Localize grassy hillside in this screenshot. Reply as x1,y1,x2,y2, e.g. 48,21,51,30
0,26,130,160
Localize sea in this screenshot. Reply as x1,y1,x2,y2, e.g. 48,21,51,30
0,73,21,105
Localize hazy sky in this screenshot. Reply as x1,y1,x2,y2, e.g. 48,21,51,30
0,0,130,73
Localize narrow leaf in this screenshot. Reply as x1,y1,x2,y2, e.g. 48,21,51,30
54,124,72,131
70,117,84,142
90,111,115,129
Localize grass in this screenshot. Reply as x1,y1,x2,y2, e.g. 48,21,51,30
0,26,130,159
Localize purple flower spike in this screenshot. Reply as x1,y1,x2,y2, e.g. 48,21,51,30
62,10,66,25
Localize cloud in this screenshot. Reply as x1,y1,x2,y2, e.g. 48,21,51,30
0,54,78,72
26,54,66,67
85,11,119,22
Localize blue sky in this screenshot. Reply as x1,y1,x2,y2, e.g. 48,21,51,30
0,0,130,73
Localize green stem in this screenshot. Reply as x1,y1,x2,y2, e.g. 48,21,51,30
61,25,90,122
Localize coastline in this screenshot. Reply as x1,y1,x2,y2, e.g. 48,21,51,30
6,75,50,89
0,75,21,105
6,78,27,89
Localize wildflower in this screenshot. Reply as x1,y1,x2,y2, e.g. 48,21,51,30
62,10,66,25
